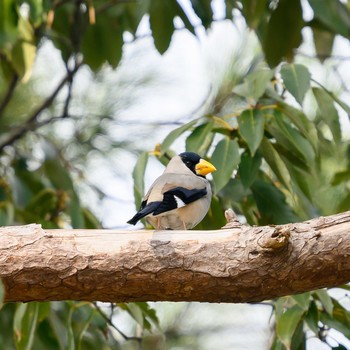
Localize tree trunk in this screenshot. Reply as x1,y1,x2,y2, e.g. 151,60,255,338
1,211,350,303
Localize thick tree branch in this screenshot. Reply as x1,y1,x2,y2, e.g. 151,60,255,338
1,211,350,303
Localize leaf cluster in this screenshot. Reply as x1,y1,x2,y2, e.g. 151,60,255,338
1,0,350,81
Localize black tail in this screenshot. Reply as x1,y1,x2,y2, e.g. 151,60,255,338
127,201,161,225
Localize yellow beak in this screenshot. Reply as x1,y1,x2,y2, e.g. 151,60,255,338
195,159,217,176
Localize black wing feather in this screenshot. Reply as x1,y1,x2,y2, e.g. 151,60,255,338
153,187,207,216
128,187,207,224
167,187,207,204
127,201,161,225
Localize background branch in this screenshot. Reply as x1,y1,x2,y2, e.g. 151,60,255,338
0,61,82,152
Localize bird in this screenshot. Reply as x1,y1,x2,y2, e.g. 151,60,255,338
127,152,216,230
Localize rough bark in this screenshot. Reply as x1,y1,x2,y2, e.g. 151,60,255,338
1,211,350,303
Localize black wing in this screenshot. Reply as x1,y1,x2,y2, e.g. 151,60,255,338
153,187,207,216
127,187,207,225
127,201,161,225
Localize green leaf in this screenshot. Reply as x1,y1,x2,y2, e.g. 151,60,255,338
326,92,350,117
161,119,197,153
67,305,75,350
333,299,350,328
288,166,312,201
0,0,19,51
82,208,101,229
233,67,274,101
281,64,311,106
238,109,264,155
13,157,45,207
307,0,350,37
149,0,175,54
44,158,74,191
27,0,44,27
292,292,311,311
314,289,333,315
305,301,319,335
274,297,287,320
259,137,291,189
119,303,143,328
11,17,36,81
68,194,84,229
290,321,306,350
211,138,240,193
134,302,159,331
270,111,315,165
332,170,350,185
121,3,147,35
312,25,335,62
241,0,268,30
44,157,84,228
276,305,305,349
185,121,214,156
337,192,350,213
14,303,39,350
320,312,350,339
313,87,342,143
0,57,16,81
82,12,123,71
119,302,159,331
276,102,318,150
218,178,248,212
77,309,95,350
238,152,262,188
25,188,58,218
132,152,149,209
38,303,51,323
191,0,213,29
263,0,303,67
270,336,286,350
252,179,299,225
0,201,14,226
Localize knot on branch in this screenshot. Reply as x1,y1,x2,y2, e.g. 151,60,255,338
221,209,245,229
257,226,290,251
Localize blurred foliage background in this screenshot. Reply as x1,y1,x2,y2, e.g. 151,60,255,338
1,0,350,349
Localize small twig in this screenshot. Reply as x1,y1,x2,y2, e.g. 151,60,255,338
92,302,143,345
0,73,19,118
61,65,75,119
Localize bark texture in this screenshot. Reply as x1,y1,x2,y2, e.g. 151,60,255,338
1,211,350,303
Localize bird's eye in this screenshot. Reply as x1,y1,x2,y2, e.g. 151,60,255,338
186,161,191,166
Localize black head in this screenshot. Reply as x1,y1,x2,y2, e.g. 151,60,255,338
179,152,201,175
